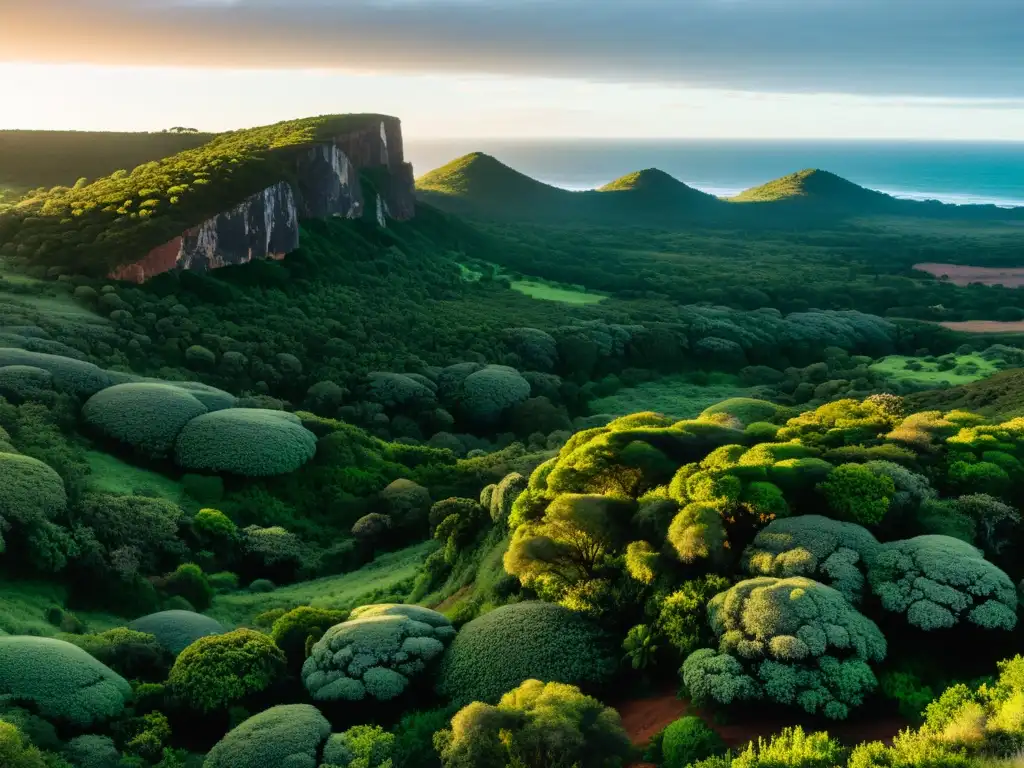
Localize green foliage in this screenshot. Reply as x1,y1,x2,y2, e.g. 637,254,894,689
0,451,67,558
270,606,349,669
128,610,225,654
83,384,207,455
729,726,843,768
302,604,454,703
624,540,658,584
700,398,784,427
0,636,131,726
657,575,731,658
322,725,395,768
668,501,727,564
0,366,53,402
684,576,886,719
0,349,109,398
168,628,286,712
380,479,432,531
622,623,659,670
0,720,49,768
436,601,615,705
174,409,317,477
203,703,331,768
77,492,184,576
818,463,895,526
489,471,527,526
193,507,237,540
661,716,726,768
60,627,173,681
869,535,1018,631
742,515,880,603
434,679,632,768
63,734,121,768
161,563,214,612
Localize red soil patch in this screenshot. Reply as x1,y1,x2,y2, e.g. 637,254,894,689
616,691,908,767
914,262,1024,287
940,320,1024,333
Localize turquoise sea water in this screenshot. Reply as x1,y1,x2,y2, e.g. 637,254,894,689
405,139,1024,207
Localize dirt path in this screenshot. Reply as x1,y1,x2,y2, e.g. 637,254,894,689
940,320,1024,333
914,263,1024,287
615,691,909,767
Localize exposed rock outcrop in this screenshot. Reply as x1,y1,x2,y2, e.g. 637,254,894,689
112,117,415,284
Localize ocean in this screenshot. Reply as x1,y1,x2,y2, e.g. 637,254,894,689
404,139,1024,208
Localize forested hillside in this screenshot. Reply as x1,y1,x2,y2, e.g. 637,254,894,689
5,121,1024,768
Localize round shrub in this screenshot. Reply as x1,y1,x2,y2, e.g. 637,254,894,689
490,471,528,526
662,716,725,768
170,381,237,411
204,703,331,768
302,604,454,703
458,365,531,426
818,463,895,526
322,724,394,768
366,372,435,408
0,365,52,401
64,735,121,768
0,348,110,397
128,610,225,654
168,629,286,712
0,636,131,727
683,576,887,719
701,398,783,427
248,578,276,593
742,515,881,603
83,383,207,455
175,409,317,476
379,479,431,529
161,563,214,611
193,508,237,540
271,606,350,668
0,453,67,529
868,535,1018,631
60,627,174,681
185,345,216,370
436,601,615,705
435,679,631,768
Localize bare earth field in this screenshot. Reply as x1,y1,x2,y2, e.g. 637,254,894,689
915,262,1024,287
941,320,1024,333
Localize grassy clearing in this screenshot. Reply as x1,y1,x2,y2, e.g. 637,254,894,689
591,374,759,420
510,280,607,305
207,542,433,628
0,290,106,321
871,353,999,387
0,578,127,636
85,450,184,502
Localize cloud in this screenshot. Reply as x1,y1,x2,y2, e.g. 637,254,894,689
2,0,1022,98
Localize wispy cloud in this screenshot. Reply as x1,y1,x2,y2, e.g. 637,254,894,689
2,0,1022,98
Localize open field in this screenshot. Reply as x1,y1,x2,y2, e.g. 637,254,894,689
85,451,185,502
914,262,1024,287
871,353,999,386
591,375,760,419
941,320,1024,333
510,280,608,304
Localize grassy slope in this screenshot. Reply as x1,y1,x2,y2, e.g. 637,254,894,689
84,451,185,502
590,375,762,420
0,579,128,636
904,368,1024,420
1,114,391,273
509,280,607,305
729,168,890,206
207,543,432,628
0,130,216,190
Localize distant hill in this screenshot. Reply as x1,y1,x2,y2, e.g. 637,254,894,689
904,368,1024,420
418,156,1024,228
729,168,891,206
416,153,722,225
0,130,217,192
729,167,1024,222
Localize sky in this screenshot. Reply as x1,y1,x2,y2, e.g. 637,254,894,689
1,0,1023,139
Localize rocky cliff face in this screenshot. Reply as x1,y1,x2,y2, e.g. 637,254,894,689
112,118,415,284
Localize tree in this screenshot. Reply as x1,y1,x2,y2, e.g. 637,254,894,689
434,679,632,768
869,535,1017,631
683,577,886,719
818,463,895,526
